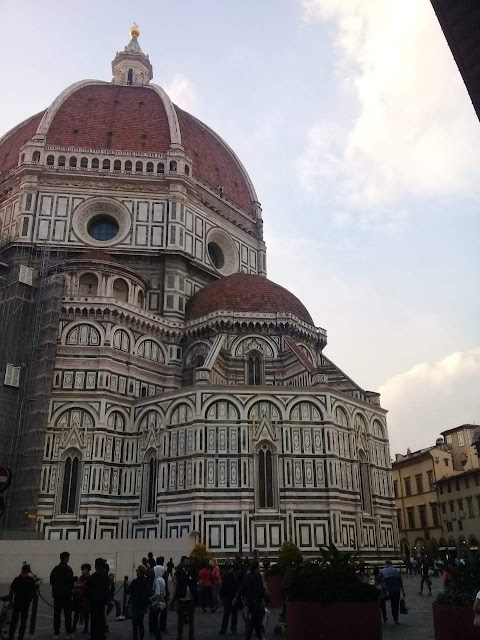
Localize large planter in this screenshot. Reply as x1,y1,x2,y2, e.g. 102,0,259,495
433,603,480,640
286,600,382,640
267,574,285,608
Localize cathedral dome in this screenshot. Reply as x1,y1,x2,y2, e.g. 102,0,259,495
0,33,258,214
185,272,314,325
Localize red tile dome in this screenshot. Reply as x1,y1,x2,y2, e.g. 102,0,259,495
186,273,314,325
0,82,256,214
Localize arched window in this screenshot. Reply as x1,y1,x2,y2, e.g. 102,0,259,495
58,155,66,167
46,155,54,166
125,160,132,172
146,457,157,513
91,158,99,169
137,290,144,308
113,160,121,171
61,454,80,514
146,162,154,173
358,450,372,514
69,156,77,168
78,273,98,296
137,339,164,363
184,164,190,176
247,353,263,385
32,151,41,162
169,160,177,173
102,159,110,170
66,324,101,346
258,444,275,508
107,411,125,432
127,68,133,85
157,162,165,174
135,161,143,173
113,278,129,302
112,329,130,352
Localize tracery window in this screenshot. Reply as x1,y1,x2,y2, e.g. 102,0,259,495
125,160,133,172
66,324,100,346
137,339,164,362
146,162,154,173
112,329,130,352
113,160,121,171
107,411,125,432
258,444,275,508
47,155,54,166
157,162,165,174
60,454,80,514
80,157,88,168
145,457,157,512
91,158,99,169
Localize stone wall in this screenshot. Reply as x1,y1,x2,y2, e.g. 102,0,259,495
0,533,196,583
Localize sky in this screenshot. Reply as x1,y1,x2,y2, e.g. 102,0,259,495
1,0,479,455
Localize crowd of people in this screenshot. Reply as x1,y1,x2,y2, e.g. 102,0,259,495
5,552,270,640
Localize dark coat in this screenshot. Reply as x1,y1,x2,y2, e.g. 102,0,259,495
175,566,197,600
242,570,267,609
50,562,74,600
86,571,110,605
10,574,37,605
127,576,151,617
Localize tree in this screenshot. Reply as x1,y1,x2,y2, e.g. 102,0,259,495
190,542,211,569
278,540,303,567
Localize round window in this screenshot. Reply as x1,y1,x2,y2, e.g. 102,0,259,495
88,216,119,242
208,242,225,270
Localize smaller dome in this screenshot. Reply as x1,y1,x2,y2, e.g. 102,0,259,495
186,273,314,325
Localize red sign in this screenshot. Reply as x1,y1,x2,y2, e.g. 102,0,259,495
0,466,12,493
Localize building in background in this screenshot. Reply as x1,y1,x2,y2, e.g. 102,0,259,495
431,0,480,121
394,424,480,558
436,467,480,559
393,441,454,558
440,424,480,472
0,27,398,557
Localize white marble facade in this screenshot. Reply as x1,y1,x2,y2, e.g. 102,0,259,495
0,29,398,557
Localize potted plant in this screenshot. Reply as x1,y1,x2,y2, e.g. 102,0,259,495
266,541,303,608
285,544,382,640
433,559,480,640
189,542,211,570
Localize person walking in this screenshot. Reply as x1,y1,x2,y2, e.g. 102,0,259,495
166,559,174,582
219,557,244,636
147,553,156,569
106,573,124,621
151,565,167,640
50,551,75,640
419,557,432,596
86,558,110,640
72,563,91,633
242,561,268,640
198,563,213,612
381,561,406,625
210,558,222,613
7,564,37,640
175,556,197,640
373,567,388,623
126,565,151,640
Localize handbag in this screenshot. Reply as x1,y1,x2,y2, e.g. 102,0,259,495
399,597,408,615
473,612,480,628
151,595,166,611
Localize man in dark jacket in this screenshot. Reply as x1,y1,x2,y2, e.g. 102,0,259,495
219,556,245,636
242,561,268,640
86,558,110,640
175,556,197,640
8,564,37,640
50,551,74,639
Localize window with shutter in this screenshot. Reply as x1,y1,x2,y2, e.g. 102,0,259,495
4,364,21,387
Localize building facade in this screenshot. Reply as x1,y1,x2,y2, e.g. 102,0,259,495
0,28,398,557
393,444,454,557
436,467,480,558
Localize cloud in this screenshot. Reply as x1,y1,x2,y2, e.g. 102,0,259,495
164,73,198,111
379,348,480,455
298,0,480,210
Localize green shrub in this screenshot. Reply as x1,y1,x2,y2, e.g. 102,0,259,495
190,543,211,569
285,544,378,604
278,541,303,567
